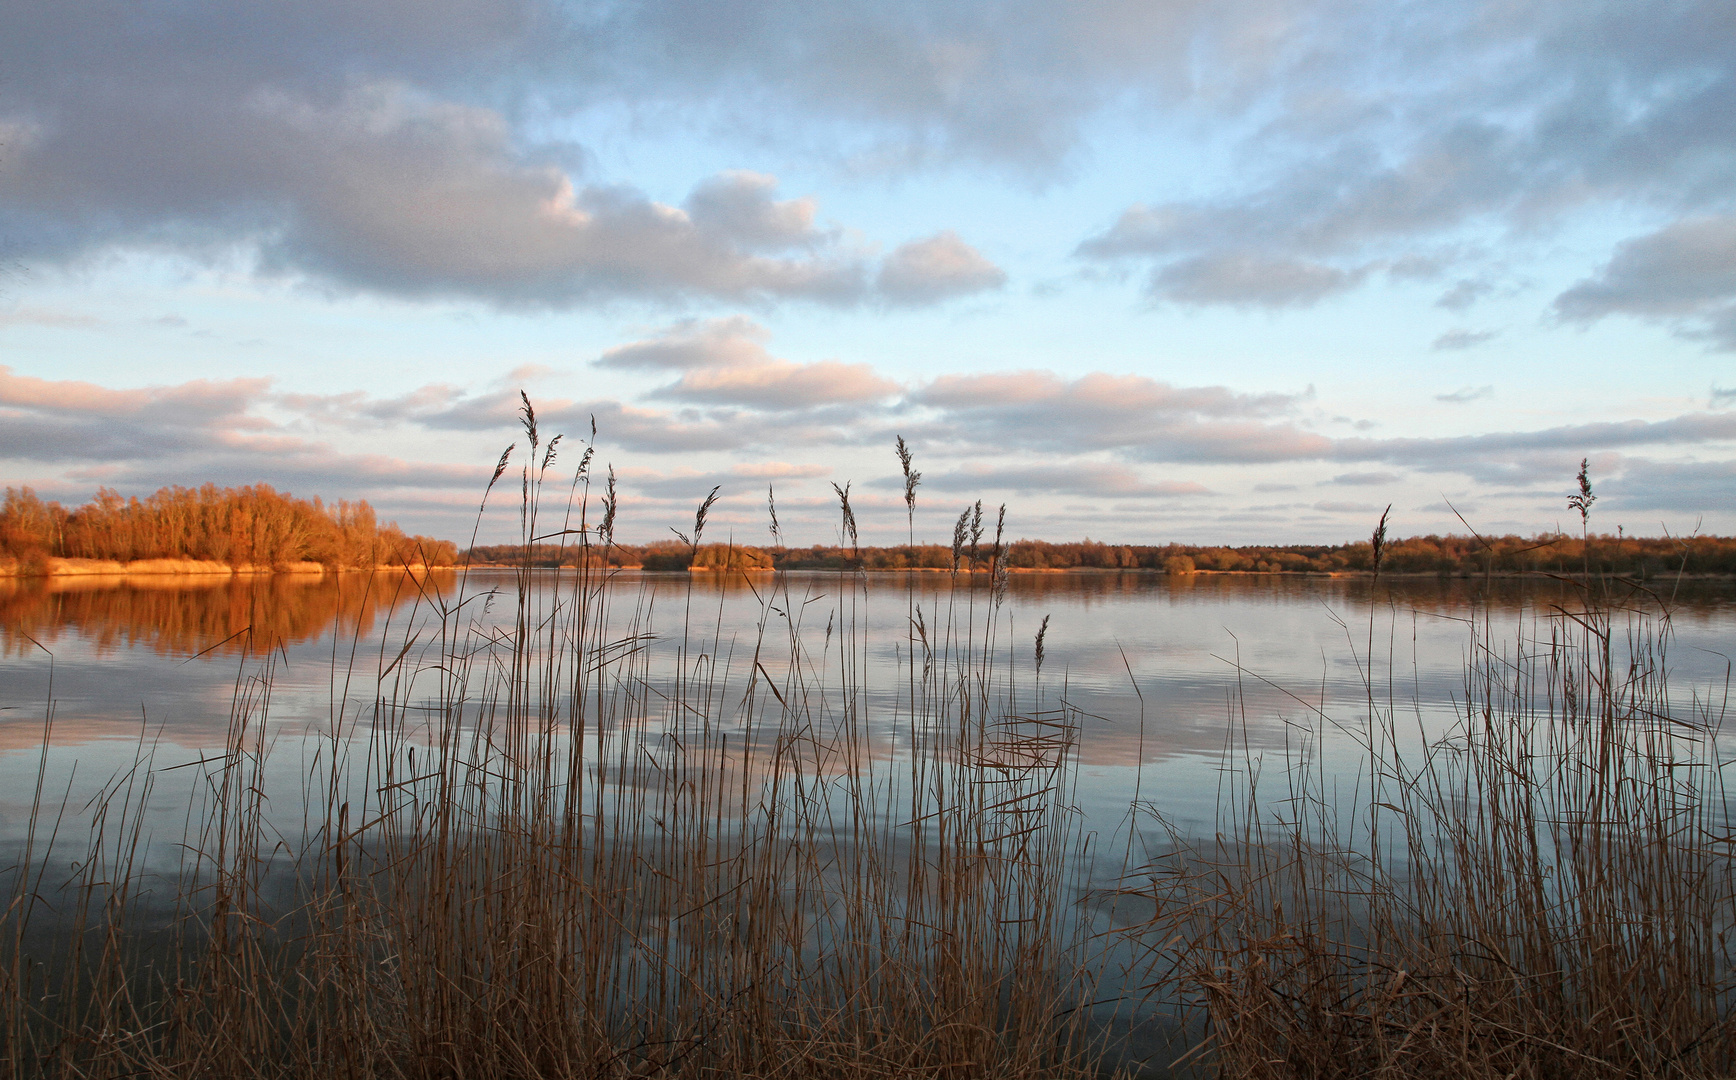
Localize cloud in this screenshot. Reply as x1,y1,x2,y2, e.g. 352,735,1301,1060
1327,471,1400,486
912,370,1326,462
1435,278,1495,312
0,34,998,311
1554,217,1736,348
617,461,831,500
875,231,1005,304
601,317,901,410
0,364,489,501
1600,457,1736,514
598,316,776,372
8,0,1734,330
1071,2,1736,313
1435,384,1494,402
913,462,1210,499
1148,253,1364,308
0,306,105,330
1331,413,1736,485
3,80,872,305
1432,330,1498,352
1313,500,1383,514
654,361,898,410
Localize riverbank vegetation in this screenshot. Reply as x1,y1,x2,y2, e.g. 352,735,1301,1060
1,485,457,573
466,530,1736,576
3,420,1731,1078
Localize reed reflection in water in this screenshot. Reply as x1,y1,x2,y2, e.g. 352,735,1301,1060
1,568,1731,848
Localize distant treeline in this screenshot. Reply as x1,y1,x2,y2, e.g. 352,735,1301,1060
465,532,1736,577
1,485,457,570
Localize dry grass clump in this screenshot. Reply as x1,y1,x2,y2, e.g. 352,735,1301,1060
0,424,1105,1080
1117,591,1735,1079
2,421,1731,1080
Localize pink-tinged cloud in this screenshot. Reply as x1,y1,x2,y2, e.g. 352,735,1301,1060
0,364,269,421
601,316,900,410
656,359,899,410
876,231,1006,304
597,316,775,372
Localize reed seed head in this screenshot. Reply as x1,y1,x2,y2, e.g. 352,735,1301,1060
518,390,538,451
1568,457,1596,524
1371,503,1391,579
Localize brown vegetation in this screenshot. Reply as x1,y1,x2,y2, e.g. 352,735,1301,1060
466,532,1736,577
3,421,1730,1078
1,484,457,573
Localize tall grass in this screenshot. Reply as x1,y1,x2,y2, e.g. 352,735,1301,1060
0,428,1104,1079
1,425,1732,1079
1118,588,1735,1078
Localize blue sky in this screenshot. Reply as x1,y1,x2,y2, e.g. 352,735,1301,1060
2,0,1732,545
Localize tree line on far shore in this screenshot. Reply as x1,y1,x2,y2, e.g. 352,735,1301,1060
462,531,1736,577
1,485,457,570
10,482,1729,579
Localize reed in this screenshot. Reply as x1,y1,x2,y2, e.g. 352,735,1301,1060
1,428,1731,1080
1115,586,1735,1078
0,426,1105,1080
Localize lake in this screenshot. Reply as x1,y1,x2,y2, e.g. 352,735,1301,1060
3,568,1731,854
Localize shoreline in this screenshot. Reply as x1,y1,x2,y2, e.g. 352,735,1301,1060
457,563,1736,580
0,557,452,579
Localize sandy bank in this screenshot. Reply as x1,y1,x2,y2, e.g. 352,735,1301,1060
0,558,333,578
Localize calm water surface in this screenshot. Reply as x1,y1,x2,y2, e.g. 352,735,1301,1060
2,569,1732,849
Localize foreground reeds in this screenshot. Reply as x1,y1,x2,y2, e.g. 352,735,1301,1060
1117,590,1735,1078
1,424,1731,1079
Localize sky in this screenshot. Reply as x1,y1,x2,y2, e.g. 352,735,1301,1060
2,0,1733,547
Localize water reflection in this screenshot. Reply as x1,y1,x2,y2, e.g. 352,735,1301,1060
1,568,1730,763
0,569,453,659
1,568,1732,854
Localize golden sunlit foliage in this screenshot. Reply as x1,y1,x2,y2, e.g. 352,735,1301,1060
1,485,457,570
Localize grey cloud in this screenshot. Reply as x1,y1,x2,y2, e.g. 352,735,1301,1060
620,462,830,499
1437,383,1492,404
3,78,870,305
1712,386,1736,409
1148,253,1364,308
570,0,1271,172
1075,2,1736,311
906,463,1210,499
1327,471,1400,486
875,231,1006,304
1432,330,1498,352
1554,217,1736,348
1436,279,1494,311
1331,413,1736,487
11,0,1733,325
1600,457,1736,514
912,370,1328,462
1313,500,1382,514
1,1,1024,308
1435,383,1494,402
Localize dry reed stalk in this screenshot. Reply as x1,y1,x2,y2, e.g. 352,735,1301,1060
1117,589,1734,1079
0,417,1107,1080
